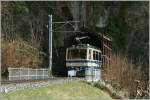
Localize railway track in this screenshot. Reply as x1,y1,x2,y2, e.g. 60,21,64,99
0,77,85,93
1,78,54,84
1,77,85,84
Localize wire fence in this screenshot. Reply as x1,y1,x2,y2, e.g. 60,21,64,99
8,68,49,81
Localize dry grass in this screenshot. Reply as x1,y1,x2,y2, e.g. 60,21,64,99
105,54,149,98
1,37,45,72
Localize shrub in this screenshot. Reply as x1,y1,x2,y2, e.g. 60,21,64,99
1,37,45,72
105,54,149,98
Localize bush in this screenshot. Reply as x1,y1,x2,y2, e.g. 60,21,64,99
104,54,149,98
1,37,45,72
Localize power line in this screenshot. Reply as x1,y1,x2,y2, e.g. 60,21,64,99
52,21,80,24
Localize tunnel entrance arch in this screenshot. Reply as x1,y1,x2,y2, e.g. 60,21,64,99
64,28,112,80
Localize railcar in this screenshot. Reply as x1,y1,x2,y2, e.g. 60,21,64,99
66,44,102,81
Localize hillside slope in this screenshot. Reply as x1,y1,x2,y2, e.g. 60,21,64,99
0,81,112,100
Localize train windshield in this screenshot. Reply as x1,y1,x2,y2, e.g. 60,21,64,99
67,49,87,59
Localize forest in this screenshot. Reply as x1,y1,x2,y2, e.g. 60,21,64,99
1,1,149,99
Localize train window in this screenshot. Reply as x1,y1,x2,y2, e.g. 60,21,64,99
96,52,99,60
98,52,102,61
67,49,87,59
93,51,98,60
93,51,96,60
88,49,92,60
67,50,71,59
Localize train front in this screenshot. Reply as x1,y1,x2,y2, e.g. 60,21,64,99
66,44,102,82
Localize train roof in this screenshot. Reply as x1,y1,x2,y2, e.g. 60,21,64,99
67,44,101,51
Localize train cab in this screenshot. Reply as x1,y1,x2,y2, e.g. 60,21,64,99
66,44,102,81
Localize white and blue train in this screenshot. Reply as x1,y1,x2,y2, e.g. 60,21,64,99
66,44,102,81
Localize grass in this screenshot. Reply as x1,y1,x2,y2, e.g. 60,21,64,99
0,81,112,100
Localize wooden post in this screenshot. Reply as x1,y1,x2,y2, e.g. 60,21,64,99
19,68,21,80
28,68,29,80
43,69,44,79
36,69,37,80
